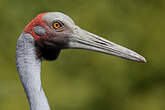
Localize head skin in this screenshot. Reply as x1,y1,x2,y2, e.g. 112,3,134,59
24,12,76,60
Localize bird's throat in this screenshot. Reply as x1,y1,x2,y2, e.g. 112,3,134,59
36,43,61,61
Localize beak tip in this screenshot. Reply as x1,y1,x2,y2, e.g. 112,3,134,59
139,56,147,63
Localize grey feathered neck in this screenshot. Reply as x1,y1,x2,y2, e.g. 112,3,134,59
16,32,50,110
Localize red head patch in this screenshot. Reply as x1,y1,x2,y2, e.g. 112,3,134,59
24,13,47,40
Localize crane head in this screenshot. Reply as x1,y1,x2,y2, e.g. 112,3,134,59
24,12,146,62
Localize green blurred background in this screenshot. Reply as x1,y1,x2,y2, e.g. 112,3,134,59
0,0,165,110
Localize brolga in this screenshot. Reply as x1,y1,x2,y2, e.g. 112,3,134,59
16,12,146,110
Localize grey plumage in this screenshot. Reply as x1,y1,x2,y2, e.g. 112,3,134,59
16,33,50,110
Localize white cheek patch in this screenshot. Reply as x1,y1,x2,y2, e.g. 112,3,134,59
34,26,46,36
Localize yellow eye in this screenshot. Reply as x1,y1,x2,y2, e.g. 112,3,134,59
53,21,62,29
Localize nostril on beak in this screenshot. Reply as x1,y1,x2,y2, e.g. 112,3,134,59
94,40,108,46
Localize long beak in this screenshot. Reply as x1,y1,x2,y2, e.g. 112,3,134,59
67,27,146,63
